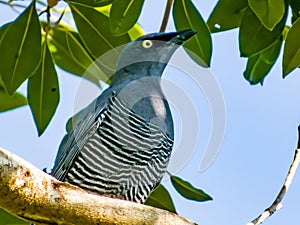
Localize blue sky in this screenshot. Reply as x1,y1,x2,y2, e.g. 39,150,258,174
1,1,300,225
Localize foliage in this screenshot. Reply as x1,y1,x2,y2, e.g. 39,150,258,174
173,0,212,67
0,0,299,223
208,0,300,84
145,184,177,213
170,175,212,202
0,0,298,133
0,208,27,225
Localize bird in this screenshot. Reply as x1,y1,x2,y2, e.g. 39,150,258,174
51,29,196,203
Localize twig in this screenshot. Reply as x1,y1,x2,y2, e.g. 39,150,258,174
247,126,300,225
159,0,173,32
0,0,50,14
0,0,27,9
0,147,197,225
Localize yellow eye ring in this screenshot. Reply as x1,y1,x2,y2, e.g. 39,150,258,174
141,40,153,48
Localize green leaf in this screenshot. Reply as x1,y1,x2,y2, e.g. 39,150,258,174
173,0,212,67
0,86,27,112
170,176,212,202
0,1,41,95
0,208,28,225
128,24,144,40
290,0,300,23
64,3,144,82
48,24,107,85
96,4,144,40
239,7,287,57
70,0,114,7
68,2,131,61
207,0,248,33
28,40,59,136
0,23,9,42
145,184,176,213
68,1,139,81
283,17,300,76
110,0,145,36
244,38,282,85
248,0,285,31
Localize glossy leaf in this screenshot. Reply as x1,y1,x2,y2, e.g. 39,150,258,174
28,40,59,136
171,176,212,202
68,1,139,81
0,23,9,41
173,0,212,67
0,1,41,95
244,38,282,85
48,25,107,85
110,0,145,36
145,184,176,213
248,0,285,31
207,0,248,33
70,3,144,78
128,24,144,40
283,17,300,76
290,0,300,23
96,5,144,40
239,7,286,57
68,2,131,61
0,208,28,225
0,86,27,112
70,0,114,6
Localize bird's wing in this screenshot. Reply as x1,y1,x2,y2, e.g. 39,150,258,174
51,89,113,180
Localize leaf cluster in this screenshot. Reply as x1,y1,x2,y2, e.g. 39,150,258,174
1,0,299,133
0,0,144,135
208,0,300,84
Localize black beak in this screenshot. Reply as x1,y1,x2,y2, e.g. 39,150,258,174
168,30,197,45
137,29,197,45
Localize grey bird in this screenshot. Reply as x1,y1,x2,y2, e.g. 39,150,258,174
51,30,196,203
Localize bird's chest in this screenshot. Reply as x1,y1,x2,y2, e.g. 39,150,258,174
109,78,174,137
96,95,170,152
74,94,173,178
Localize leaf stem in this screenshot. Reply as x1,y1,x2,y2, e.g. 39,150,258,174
159,0,173,32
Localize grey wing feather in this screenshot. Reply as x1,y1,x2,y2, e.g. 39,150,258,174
51,89,112,180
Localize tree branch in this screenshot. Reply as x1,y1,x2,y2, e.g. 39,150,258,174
247,126,300,225
159,0,173,32
0,147,197,225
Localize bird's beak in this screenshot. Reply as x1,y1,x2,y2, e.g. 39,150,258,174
147,29,196,45
168,30,197,45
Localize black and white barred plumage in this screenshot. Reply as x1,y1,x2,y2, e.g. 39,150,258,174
53,94,173,203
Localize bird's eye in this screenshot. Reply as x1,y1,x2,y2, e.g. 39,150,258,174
141,40,153,49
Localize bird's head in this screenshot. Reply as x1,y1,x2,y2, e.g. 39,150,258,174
113,30,196,83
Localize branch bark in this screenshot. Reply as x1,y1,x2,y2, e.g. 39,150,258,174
247,126,300,225
0,147,197,225
159,0,173,32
